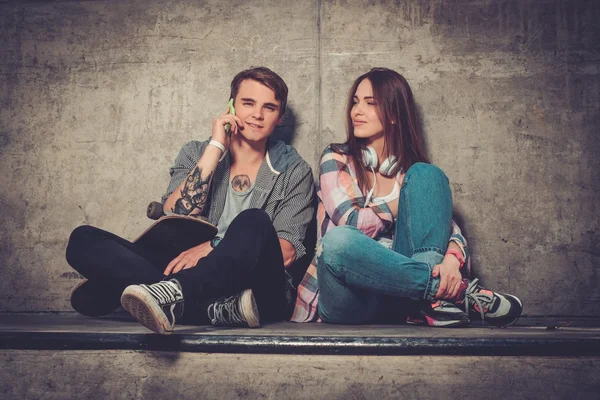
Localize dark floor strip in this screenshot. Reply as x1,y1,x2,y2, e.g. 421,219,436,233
2,331,599,356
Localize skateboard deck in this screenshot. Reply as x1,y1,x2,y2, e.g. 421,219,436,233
134,215,217,260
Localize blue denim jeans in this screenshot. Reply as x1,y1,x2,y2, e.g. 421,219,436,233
317,163,453,324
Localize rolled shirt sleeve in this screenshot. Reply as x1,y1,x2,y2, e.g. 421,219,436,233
272,162,316,261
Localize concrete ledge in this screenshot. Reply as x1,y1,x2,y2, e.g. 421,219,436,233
2,314,599,356
2,314,600,399
3,331,600,356
3,351,600,400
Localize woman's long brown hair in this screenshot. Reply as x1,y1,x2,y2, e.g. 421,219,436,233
332,67,429,193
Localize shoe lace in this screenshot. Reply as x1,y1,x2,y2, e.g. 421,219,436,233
437,300,459,309
141,280,184,328
463,278,494,324
209,295,246,325
143,280,183,305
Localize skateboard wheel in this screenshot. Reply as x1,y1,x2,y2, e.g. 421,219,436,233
147,201,164,220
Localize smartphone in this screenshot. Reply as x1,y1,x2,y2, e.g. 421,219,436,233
225,98,235,134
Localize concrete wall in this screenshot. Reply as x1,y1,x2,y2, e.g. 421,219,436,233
1,0,598,315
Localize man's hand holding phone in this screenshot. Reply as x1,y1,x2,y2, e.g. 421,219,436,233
211,98,242,151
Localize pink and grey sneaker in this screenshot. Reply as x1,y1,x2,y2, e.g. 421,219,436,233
407,300,470,327
455,278,523,327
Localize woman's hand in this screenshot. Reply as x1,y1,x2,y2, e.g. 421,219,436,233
432,255,462,300
163,241,213,276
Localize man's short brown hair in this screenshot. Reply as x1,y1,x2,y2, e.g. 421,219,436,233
230,67,288,117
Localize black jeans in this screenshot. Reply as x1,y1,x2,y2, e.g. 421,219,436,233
66,209,287,324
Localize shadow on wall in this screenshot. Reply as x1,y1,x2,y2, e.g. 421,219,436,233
414,102,475,277
271,105,298,145
268,104,317,305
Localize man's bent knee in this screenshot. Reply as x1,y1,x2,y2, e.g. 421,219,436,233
232,208,271,226
226,209,273,238
65,225,97,265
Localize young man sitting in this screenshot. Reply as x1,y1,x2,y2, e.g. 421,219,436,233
66,67,315,334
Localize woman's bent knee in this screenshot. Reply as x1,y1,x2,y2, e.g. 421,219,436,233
319,225,362,264
320,225,362,253
405,162,448,185
318,225,365,278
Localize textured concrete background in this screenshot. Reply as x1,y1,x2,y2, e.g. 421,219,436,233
0,0,598,315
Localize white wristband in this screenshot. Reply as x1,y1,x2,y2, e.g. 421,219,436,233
208,139,226,153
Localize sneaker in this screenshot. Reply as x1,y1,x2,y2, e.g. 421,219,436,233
71,279,121,317
120,280,184,335
458,278,523,327
406,300,470,327
207,289,260,328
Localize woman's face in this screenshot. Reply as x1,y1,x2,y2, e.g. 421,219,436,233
350,78,384,143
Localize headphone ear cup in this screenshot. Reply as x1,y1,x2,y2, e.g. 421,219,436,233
362,147,378,169
379,156,399,177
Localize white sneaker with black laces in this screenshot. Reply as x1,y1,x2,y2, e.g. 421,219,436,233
207,289,260,328
121,280,184,335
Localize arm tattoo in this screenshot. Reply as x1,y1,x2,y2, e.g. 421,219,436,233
173,166,212,215
232,174,251,192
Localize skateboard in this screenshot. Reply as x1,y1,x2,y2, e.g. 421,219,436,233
134,202,217,259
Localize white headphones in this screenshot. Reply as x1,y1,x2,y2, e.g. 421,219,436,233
361,147,400,205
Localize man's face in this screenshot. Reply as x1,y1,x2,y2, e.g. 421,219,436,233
234,79,282,144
